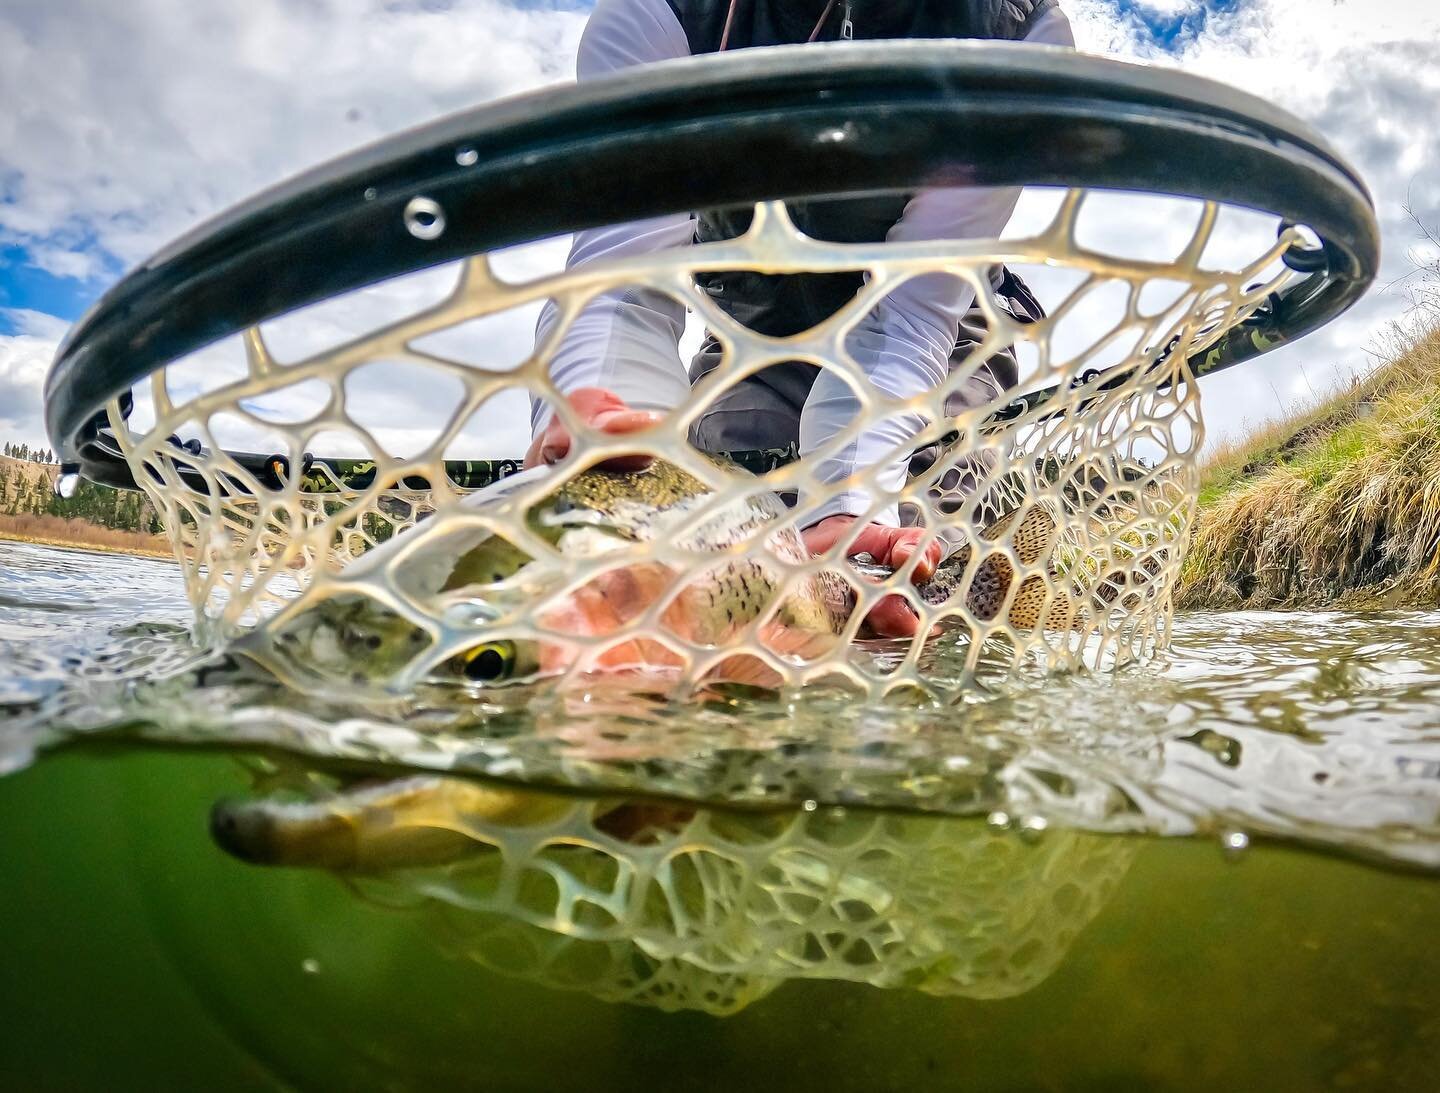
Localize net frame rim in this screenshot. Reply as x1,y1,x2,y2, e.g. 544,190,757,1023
46,40,1378,484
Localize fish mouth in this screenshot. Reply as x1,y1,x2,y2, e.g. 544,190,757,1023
209,798,276,864
209,776,530,870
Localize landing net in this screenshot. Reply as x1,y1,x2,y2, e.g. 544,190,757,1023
292,784,1139,1015
105,191,1300,697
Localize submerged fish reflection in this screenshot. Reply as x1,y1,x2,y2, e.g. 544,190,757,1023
212,771,1136,1014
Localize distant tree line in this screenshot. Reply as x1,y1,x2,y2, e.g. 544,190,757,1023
1,443,162,535
3,441,55,463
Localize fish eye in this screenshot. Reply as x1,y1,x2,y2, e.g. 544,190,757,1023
460,641,515,682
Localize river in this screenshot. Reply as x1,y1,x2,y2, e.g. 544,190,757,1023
3,539,1439,1090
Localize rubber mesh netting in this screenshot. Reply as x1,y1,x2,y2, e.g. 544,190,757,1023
279,779,1140,1015
106,191,1302,698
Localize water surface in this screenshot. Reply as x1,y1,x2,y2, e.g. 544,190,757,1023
5,540,1439,866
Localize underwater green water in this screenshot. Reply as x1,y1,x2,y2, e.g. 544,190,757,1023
4,540,1440,1090
5,748,1440,1092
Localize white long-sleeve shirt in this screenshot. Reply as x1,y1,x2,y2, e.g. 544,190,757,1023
534,0,1075,525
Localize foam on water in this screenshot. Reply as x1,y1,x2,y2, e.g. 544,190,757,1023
3,540,1440,868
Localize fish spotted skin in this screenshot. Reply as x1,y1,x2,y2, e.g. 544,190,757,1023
250,458,1077,690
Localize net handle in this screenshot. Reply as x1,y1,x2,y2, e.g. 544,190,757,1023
47,41,1379,484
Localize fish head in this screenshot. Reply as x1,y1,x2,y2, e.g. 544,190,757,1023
249,458,803,691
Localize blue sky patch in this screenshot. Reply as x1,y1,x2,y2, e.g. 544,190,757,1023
0,245,100,333
1112,0,1243,51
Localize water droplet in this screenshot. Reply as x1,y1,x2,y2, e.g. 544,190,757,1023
801,799,818,812
444,602,499,626
55,473,80,499
1221,830,1250,859
986,810,1011,831
455,146,478,167
1019,815,1049,844
363,186,378,201
301,958,321,975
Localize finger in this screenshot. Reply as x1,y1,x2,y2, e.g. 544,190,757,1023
808,516,886,560
566,386,633,418
864,593,922,638
591,408,663,436
526,387,636,468
595,451,656,472
589,410,662,470
587,409,660,470
846,523,941,583
840,525,937,582
524,421,570,469
889,537,943,582
525,406,663,471
799,516,851,557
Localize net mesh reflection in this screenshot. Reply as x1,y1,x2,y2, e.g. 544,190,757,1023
318,787,1139,1015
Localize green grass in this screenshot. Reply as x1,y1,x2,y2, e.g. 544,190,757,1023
1178,322,1440,609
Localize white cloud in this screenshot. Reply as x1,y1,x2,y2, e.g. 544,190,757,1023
25,245,107,283
3,308,72,343
0,325,62,444
0,309,69,449
1061,0,1440,446
0,0,587,452
0,0,587,270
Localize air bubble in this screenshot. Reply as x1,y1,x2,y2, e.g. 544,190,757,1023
455,146,479,167
301,958,321,974
1221,830,1250,860
1019,815,1049,844
986,810,1011,831
801,799,818,812
55,473,80,499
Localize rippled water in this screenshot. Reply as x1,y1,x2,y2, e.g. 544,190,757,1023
5,538,1440,1089
4,539,1440,867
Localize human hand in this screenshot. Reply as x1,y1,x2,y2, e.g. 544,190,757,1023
801,515,943,638
524,387,662,472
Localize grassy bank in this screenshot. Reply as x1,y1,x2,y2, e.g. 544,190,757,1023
0,513,173,560
1178,324,1440,609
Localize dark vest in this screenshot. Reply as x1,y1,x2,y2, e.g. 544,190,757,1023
666,0,1056,64
668,0,1056,449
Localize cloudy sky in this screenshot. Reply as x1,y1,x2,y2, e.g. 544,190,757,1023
2,0,1438,462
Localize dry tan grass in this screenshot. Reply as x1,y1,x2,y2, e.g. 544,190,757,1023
0,513,172,559
1180,325,1440,608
